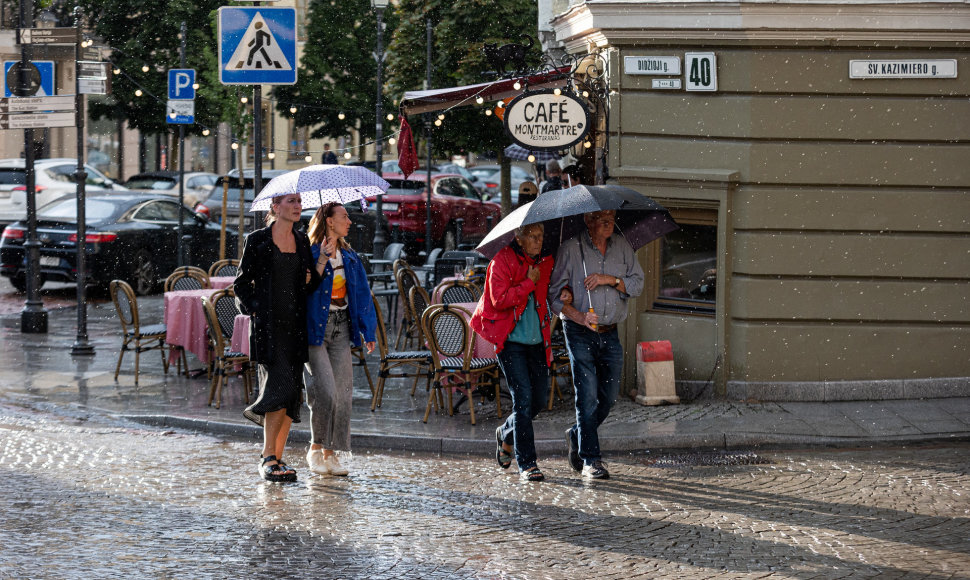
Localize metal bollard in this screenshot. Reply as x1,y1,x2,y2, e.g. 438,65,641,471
455,218,464,249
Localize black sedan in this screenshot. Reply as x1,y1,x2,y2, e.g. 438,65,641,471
0,193,236,295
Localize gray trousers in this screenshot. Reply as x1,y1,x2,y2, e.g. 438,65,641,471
305,309,353,450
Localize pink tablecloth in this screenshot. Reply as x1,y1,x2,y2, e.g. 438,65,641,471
164,288,222,363
211,276,235,289
448,302,495,359
231,314,250,356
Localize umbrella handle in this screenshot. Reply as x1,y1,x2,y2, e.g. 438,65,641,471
588,307,596,331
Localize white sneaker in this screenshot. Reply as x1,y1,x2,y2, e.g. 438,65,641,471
326,454,349,476
306,448,330,475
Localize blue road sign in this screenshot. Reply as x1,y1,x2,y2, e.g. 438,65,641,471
3,61,55,98
218,7,297,85
168,69,196,100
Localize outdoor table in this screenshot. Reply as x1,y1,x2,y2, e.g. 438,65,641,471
231,314,251,357
210,276,235,289
163,288,221,365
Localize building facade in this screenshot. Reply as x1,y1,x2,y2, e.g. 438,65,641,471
547,0,970,400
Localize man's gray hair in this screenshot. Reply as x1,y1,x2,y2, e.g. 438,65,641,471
545,160,561,174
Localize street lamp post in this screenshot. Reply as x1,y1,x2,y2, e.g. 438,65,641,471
371,0,388,259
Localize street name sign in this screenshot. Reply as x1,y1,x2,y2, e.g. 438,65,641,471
0,111,74,129
0,95,74,113
78,61,108,80
79,78,107,95
849,59,957,79
625,56,681,75
218,7,297,85
17,27,77,45
166,99,194,124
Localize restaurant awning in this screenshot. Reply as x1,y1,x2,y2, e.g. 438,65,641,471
400,67,571,115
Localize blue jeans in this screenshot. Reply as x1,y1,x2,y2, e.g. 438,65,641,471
563,321,623,465
496,341,549,471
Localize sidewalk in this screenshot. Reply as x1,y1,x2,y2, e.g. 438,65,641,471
2,293,969,455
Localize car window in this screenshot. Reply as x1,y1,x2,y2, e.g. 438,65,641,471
133,200,181,222
44,164,76,183
39,198,116,220
126,177,174,190
456,179,479,199
0,169,25,185
511,166,531,180
436,178,460,198
383,179,425,195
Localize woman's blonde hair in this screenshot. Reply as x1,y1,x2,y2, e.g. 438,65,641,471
307,201,352,250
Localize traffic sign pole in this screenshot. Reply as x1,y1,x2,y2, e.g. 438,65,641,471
71,13,93,356
177,21,186,267
19,0,47,334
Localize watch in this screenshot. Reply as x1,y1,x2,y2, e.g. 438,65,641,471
613,277,621,287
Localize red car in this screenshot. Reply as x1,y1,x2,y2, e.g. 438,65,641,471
367,173,501,254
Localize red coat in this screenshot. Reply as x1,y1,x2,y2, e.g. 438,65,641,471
470,245,555,365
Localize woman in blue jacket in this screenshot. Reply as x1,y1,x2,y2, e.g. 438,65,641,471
304,201,377,476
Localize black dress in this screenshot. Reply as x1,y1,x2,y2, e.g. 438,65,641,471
243,248,304,426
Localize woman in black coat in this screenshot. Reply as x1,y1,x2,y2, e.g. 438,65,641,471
234,193,322,482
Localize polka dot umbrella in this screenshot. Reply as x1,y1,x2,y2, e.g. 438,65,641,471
249,164,391,212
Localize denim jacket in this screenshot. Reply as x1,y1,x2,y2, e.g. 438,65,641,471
306,246,377,348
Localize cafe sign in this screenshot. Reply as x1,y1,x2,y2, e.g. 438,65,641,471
503,89,591,151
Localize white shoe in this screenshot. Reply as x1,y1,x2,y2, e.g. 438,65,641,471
307,448,330,475
325,454,349,476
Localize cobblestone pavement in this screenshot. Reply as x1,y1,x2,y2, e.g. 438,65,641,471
2,402,969,579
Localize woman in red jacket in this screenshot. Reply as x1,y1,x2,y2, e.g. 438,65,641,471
471,223,562,481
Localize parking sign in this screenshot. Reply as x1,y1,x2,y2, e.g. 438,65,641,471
168,69,195,100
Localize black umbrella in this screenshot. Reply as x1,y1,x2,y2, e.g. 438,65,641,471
475,184,679,259
503,144,562,163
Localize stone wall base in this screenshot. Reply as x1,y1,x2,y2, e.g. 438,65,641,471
725,377,969,402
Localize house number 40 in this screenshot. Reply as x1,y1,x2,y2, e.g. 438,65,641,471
685,53,717,92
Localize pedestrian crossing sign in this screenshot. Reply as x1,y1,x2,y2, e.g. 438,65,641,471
218,7,297,85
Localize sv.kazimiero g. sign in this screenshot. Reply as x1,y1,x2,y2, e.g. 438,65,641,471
503,89,591,151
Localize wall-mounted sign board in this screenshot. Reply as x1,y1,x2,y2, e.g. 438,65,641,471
849,60,957,79
685,53,717,92
503,89,591,151
624,56,681,76
652,79,682,90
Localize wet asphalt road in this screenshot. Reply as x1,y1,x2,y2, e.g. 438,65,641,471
2,400,969,579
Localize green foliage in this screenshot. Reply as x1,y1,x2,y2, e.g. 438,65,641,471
77,0,242,137
385,0,538,156
273,0,399,143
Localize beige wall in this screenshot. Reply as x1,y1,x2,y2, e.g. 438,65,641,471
554,1,970,399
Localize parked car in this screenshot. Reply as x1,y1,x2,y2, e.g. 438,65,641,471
122,171,219,208
467,164,536,203
365,173,502,254
433,163,485,193
194,169,289,233
0,193,234,295
195,170,387,254
0,158,127,230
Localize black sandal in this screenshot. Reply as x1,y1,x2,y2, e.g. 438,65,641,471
495,426,512,469
520,466,545,482
277,459,297,480
259,455,296,482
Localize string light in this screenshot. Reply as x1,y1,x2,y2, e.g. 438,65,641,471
582,90,590,98
141,65,149,72
192,83,199,90
202,128,210,136
304,154,312,163
554,88,561,96
584,140,592,148
240,96,248,104
112,67,120,75
338,112,345,120
343,151,352,159
434,119,442,126
485,109,492,116
496,101,504,108
475,96,484,104
289,106,297,114
437,114,445,120
134,89,142,97
231,142,239,150
388,137,396,145
386,113,394,121
267,152,275,160
527,154,535,163
513,81,521,90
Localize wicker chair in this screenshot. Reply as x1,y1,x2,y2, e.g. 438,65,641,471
201,288,252,409
109,279,184,385
208,259,240,278
394,264,422,349
164,266,210,292
370,293,433,412
421,303,500,425
437,279,480,305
